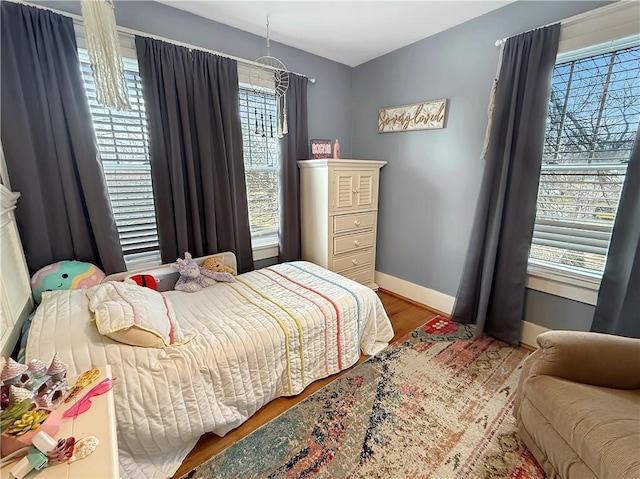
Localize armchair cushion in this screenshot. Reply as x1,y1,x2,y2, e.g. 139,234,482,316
515,330,640,479
523,375,640,479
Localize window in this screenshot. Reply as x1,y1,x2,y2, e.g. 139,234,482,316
79,50,161,268
530,40,640,280
238,85,280,249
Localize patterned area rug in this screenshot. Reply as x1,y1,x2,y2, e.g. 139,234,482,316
184,317,543,479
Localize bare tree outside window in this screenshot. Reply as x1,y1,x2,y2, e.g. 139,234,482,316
530,43,640,275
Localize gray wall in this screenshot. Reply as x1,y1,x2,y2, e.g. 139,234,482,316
524,289,594,331
254,257,279,270
351,1,609,329
35,0,603,328
35,0,354,158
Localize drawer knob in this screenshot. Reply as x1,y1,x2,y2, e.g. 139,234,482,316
352,259,359,265
354,220,361,226
354,240,360,246
352,189,358,194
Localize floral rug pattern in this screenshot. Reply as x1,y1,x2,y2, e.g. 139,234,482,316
184,317,543,479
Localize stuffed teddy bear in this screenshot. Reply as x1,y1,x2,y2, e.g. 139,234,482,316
173,253,217,293
202,255,235,275
201,255,236,284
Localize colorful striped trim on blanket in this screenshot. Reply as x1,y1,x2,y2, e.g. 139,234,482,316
225,282,294,393
256,269,332,375
236,277,307,386
263,267,344,371
289,263,362,343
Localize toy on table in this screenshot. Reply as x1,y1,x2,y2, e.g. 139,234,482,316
5,430,58,478
5,430,97,479
68,435,98,463
123,274,158,290
1,355,68,411
30,261,105,304
201,255,236,283
173,252,217,293
47,436,75,465
63,378,115,419
64,367,100,403
0,385,9,410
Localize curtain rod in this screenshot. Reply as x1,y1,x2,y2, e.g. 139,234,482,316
494,1,633,47
16,0,317,84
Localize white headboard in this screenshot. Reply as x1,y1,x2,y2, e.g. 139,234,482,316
1,184,34,358
103,251,238,292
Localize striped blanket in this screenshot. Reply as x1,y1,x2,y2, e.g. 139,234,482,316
27,261,394,479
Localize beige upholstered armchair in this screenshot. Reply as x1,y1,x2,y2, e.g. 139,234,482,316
514,330,640,479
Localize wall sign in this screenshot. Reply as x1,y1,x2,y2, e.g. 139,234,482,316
377,99,447,133
310,139,332,158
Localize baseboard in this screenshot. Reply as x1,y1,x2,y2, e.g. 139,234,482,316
375,271,455,316
520,321,549,349
375,271,548,349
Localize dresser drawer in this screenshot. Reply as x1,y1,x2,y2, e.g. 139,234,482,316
340,265,374,285
333,249,374,272
333,212,376,235
333,231,374,255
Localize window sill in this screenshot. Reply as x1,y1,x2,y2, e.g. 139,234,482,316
252,235,279,261
526,261,600,305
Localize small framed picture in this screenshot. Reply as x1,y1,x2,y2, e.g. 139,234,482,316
310,139,332,159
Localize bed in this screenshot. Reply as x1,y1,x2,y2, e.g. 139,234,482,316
20,253,394,478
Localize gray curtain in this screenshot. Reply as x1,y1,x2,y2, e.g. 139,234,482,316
451,24,561,345
0,2,125,275
278,74,309,263
135,37,254,273
591,127,640,338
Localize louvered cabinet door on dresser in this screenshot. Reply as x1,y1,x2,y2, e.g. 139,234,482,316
297,159,386,290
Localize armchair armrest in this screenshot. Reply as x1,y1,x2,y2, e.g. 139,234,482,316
529,330,640,390
514,330,640,419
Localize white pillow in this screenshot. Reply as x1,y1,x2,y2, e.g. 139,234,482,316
86,281,191,348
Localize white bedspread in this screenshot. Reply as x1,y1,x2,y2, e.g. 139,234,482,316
26,262,394,478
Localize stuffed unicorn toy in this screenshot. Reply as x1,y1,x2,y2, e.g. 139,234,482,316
173,252,217,293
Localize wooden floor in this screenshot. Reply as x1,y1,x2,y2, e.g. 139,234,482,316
173,290,440,478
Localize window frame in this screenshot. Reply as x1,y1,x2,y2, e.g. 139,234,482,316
238,81,281,260
78,47,162,270
527,30,640,304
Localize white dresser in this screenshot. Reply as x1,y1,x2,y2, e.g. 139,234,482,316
298,159,386,290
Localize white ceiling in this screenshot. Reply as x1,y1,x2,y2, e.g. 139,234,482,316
156,1,514,67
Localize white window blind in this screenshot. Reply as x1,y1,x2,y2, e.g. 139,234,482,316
557,1,640,56
239,85,280,246
530,41,640,276
78,50,161,268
